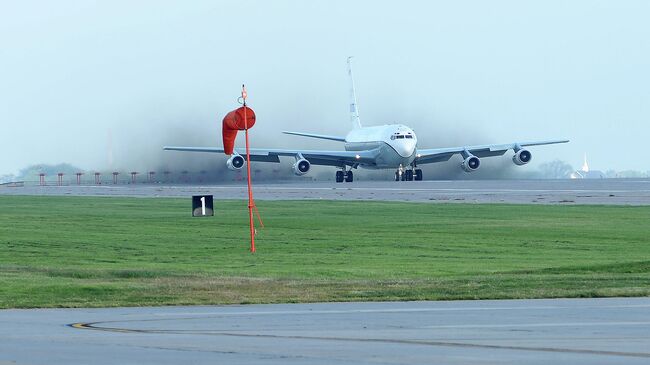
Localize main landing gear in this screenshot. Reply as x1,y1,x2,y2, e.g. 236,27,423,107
335,169,353,183
395,165,423,181
414,169,423,181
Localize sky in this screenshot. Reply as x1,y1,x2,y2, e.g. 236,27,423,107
1,0,649,176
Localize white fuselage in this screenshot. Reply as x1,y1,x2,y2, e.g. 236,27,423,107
344,124,417,169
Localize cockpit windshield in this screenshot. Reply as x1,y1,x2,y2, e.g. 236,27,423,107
391,133,413,140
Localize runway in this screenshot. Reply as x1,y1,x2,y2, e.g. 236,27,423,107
1,298,649,364
2,179,650,204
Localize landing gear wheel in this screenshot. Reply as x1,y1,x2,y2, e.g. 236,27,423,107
414,169,423,181
345,170,354,182
335,171,344,183
405,170,414,181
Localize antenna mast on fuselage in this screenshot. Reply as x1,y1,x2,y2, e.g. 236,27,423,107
347,56,362,129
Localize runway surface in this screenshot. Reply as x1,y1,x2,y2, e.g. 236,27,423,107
2,179,650,204
1,298,649,364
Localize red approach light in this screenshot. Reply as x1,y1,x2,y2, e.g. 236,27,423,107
222,106,256,155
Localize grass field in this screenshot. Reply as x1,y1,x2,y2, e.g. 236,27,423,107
0,195,649,308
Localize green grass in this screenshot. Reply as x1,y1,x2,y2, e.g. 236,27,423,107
0,195,649,308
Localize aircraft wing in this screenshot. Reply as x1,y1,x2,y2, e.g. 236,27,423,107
415,139,569,164
163,146,380,167
282,131,347,142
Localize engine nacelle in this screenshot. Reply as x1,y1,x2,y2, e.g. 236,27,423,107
513,149,532,165
461,156,481,172
226,154,245,170
293,159,311,176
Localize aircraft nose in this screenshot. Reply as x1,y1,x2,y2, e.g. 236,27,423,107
394,139,416,158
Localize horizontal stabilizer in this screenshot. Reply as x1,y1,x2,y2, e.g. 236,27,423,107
163,146,225,153
282,131,346,142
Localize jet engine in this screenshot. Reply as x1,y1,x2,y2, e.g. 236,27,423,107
461,156,481,172
226,154,245,170
293,158,311,176
512,149,532,165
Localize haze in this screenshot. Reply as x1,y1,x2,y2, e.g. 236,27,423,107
1,0,649,176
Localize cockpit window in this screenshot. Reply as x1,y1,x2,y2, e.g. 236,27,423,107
396,135,405,139
405,135,413,139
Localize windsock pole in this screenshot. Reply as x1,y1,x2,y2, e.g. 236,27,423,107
242,85,256,253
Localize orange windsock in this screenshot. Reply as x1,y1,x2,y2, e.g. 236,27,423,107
222,106,256,155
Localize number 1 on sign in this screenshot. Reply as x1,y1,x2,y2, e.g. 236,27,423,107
200,196,206,216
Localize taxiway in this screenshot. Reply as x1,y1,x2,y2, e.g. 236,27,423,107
1,298,649,364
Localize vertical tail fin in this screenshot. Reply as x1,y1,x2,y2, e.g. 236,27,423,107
347,57,362,129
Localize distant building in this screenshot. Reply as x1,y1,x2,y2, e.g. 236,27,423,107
0,174,17,184
570,154,605,179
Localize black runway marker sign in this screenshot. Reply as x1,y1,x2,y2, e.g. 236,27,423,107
192,195,214,217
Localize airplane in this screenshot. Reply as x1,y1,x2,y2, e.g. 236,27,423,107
164,58,568,182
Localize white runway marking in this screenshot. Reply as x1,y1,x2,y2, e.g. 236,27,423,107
421,321,650,329
149,303,650,317
156,186,648,194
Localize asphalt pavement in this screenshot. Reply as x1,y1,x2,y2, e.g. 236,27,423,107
2,179,650,204
1,298,649,364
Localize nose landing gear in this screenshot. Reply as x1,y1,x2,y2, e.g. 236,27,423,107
395,164,423,181
394,165,403,181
